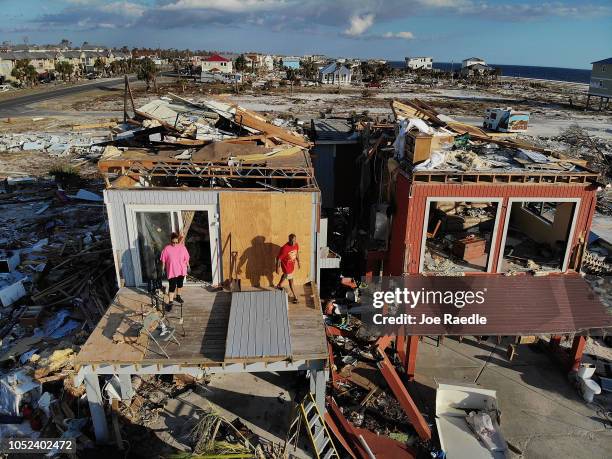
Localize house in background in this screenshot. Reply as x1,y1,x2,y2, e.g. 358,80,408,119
587,58,612,111
319,62,352,85
462,57,487,68
201,54,233,73
262,54,274,71
461,62,493,77
405,57,433,70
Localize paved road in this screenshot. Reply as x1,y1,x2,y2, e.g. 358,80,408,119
0,76,134,117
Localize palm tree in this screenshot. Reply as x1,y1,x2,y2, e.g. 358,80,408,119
235,54,247,72
94,57,105,76
137,57,158,92
299,60,317,81
54,61,74,81
11,59,38,87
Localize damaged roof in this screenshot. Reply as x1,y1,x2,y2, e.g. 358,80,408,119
97,92,316,190
390,99,600,181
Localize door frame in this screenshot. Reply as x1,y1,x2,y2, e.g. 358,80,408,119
419,197,504,273
496,197,581,273
126,204,221,286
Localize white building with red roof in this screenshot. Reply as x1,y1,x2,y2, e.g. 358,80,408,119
201,53,233,74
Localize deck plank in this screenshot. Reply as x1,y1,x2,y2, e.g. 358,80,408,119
77,283,327,366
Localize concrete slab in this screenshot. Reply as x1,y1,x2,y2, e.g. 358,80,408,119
413,337,612,459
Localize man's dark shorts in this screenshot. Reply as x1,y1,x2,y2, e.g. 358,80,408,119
168,276,184,292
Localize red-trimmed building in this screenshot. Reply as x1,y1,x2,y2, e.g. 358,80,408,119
372,121,612,376
201,53,232,73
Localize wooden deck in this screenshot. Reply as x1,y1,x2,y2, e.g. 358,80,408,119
76,283,328,366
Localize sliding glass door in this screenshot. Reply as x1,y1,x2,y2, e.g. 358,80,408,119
135,211,180,284
131,206,219,286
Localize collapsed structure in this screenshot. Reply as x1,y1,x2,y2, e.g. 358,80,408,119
3,81,610,457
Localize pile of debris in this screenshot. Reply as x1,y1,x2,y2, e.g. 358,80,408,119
0,131,107,158
0,177,115,446
110,87,311,150
317,277,439,458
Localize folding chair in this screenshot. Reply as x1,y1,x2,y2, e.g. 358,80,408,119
140,310,180,359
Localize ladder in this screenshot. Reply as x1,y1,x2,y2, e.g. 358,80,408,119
285,393,340,459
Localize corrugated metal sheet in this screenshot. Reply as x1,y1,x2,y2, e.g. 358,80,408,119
105,189,219,286
389,174,598,275
375,275,612,335
224,290,291,359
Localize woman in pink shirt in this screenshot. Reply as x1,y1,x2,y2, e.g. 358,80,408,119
160,232,190,307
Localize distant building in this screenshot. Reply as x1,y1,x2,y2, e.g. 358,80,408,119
243,53,274,73
405,57,433,70
201,54,232,74
587,58,612,110
282,57,301,70
462,57,486,68
303,54,326,64
319,62,352,85
461,62,493,77
262,55,274,71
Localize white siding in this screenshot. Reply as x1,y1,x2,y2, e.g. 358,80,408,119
105,189,219,286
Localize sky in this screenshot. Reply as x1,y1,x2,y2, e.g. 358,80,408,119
0,0,611,69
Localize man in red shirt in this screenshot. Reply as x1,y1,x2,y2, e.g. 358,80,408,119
276,234,300,303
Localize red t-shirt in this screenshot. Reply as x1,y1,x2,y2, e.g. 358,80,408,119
277,243,299,274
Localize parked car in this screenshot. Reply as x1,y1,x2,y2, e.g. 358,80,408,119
0,84,12,92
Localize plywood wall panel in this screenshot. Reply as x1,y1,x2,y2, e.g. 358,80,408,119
219,192,313,288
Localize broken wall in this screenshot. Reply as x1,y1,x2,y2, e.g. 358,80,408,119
387,173,597,275
219,192,316,288
510,202,575,247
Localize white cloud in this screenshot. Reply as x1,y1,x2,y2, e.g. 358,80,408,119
160,0,286,13
99,2,146,18
344,13,375,36
382,31,414,39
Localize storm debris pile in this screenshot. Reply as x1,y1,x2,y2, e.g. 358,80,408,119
0,177,115,448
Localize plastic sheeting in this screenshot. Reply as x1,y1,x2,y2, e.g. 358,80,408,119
413,150,448,171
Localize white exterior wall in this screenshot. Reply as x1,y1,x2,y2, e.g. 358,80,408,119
320,67,352,85
405,57,433,70
0,60,14,80
263,55,274,71
462,58,486,68
201,60,233,73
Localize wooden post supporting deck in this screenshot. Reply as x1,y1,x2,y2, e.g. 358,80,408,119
405,336,419,381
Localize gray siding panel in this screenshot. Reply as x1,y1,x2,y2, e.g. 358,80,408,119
105,189,219,286
225,291,291,359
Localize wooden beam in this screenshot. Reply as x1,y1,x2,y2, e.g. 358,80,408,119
234,107,312,148
376,347,432,441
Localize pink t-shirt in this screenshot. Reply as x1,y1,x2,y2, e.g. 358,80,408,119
160,244,190,279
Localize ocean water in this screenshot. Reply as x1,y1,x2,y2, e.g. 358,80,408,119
387,61,591,84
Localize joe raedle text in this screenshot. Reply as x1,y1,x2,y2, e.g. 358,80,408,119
368,287,488,326
372,312,487,325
